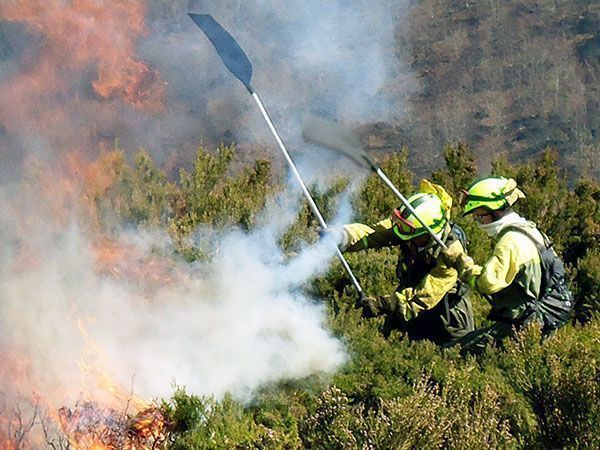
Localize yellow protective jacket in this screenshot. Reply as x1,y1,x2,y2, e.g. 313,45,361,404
472,217,543,322
342,180,467,324
343,219,465,322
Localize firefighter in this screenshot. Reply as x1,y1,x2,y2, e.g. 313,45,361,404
443,176,573,355
340,180,474,345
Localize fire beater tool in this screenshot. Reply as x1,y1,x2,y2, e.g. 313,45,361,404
188,13,364,294
302,115,448,250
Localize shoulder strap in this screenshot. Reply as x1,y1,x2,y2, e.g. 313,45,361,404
448,222,468,249
497,225,548,307
424,224,452,258
497,225,550,251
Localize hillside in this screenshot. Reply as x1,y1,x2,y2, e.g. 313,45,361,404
2,1,598,180
0,1,599,448
1,143,598,448
364,0,600,178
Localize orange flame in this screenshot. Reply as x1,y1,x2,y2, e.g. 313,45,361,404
92,237,177,288
58,402,170,449
0,1,175,446
1,150,179,447
0,0,164,112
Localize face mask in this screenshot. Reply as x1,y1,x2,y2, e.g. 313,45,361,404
477,212,525,237
479,220,503,237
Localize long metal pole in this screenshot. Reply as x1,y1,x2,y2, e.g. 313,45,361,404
252,93,363,293
302,115,448,250
188,14,363,294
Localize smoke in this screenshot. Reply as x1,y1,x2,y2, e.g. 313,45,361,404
0,0,414,179
141,0,415,174
0,0,410,430
0,181,348,412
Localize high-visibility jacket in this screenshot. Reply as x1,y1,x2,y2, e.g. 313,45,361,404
343,219,467,322
473,219,543,322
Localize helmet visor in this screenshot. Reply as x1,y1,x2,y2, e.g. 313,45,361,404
391,208,416,236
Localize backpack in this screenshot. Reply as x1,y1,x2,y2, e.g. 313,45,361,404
439,223,474,340
502,226,574,330
449,222,468,253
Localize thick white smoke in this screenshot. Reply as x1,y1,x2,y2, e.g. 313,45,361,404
0,184,349,410
0,0,395,426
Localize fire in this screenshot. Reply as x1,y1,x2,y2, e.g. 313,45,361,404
59,313,173,449
58,403,170,449
0,150,178,447
14,147,179,286
0,0,164,112
10,150,104,237
0,1,176,447
92,237,178,298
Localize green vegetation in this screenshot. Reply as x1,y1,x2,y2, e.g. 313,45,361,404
93,143,598,449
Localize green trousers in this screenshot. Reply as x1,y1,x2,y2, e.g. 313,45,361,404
458,322,515,356
458,310,545,356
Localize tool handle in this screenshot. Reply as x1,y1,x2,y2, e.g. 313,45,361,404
252,93,363,294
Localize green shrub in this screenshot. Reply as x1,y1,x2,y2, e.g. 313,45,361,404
353,150,413,224
490,321,600,448
162,390,268,449
89,149,177,229
299,373,519,450
175,144,274,233
573,249,600,322
81,143,599,449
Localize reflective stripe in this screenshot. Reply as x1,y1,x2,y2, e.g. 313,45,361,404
361,236,369,249
399,194,431,218
466,192,505,202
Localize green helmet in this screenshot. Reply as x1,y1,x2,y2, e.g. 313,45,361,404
392,193,447,241
461,177,525,216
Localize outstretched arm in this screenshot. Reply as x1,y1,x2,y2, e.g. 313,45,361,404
343,218,401,252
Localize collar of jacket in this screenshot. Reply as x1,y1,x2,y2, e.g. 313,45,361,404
480,212,528,237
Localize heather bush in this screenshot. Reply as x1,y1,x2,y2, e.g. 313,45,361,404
174,143,274,233
90,149,177,229
489,321,600,448
163,390,265,449
85,143,599,449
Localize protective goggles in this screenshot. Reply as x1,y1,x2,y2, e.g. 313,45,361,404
459,189,470,207
391,208,416,236
472,210,493,223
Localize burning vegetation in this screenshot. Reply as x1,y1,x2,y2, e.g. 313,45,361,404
57,402,170,449
1,399,171,449
0,140,194,447
0,1,599,449
0,0,164,112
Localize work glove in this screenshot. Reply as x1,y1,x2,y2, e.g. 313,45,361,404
457,261,482,285
361,295,385,318
453,254,482,284
441,245,481,284
440,243,465,267
317,226,348,252
354,292,367,309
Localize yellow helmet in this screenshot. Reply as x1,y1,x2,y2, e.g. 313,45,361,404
462,177,525,216
392,192,447,241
